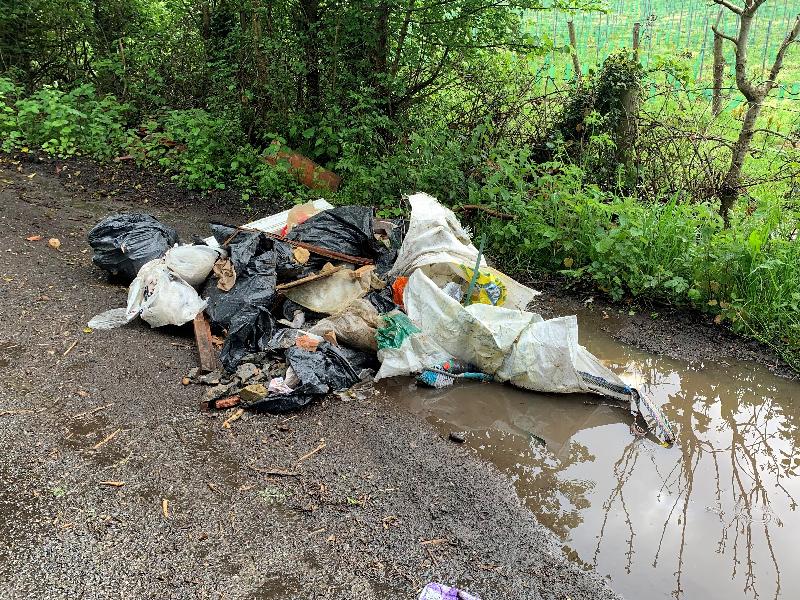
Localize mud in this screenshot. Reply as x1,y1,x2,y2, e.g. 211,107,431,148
390,315,800,600
0,153,619,599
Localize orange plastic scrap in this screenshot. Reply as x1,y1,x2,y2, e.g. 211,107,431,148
392,276,409,309
296,334,320,352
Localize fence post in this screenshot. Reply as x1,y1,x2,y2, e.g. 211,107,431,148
568,20,582,87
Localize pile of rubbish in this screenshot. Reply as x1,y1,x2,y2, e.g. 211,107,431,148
87,193,675,445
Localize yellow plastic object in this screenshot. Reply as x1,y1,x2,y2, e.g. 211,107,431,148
458,265,507,306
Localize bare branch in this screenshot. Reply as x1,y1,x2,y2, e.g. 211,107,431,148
712,25,738,46
765,14,800,92
712,0,743,16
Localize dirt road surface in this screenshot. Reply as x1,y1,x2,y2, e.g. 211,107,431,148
0,154,622,600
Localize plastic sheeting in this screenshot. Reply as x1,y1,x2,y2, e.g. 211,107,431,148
163,244,225,287
204,224,278,371
287,206,402,274
402,269,675,444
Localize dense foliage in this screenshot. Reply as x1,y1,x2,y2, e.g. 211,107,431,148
1,0,798,367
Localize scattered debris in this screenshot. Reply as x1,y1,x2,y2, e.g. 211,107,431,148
91,427,122,450
222,408,245,429
84,193,675,447
162,498,170,518
418,582,481,600
193,312,221,373
98,481,125,487
448,431,466,444
297,441,326,463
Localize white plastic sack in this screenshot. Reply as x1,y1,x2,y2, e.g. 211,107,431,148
388,193,538,310
127,259,207,327
164,244,225,287
403,269,626,394
374,317,452,381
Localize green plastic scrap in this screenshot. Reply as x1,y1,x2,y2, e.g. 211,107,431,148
376,313,421,350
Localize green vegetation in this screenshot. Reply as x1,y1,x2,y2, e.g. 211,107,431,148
1,1,798,368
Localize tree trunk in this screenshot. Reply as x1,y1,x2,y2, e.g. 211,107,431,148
298,0,321,114
712,4,800,225
712,31,724,116
719,99,761,226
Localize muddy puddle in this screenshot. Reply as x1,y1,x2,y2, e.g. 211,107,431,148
383,312,800,600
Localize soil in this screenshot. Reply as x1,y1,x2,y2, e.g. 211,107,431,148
0,152,792,599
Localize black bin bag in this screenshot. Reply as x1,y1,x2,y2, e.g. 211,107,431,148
87,213,179,281
203,224,278,371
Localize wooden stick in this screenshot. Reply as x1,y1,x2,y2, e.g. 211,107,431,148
98,480,125,487
72,403,113,419
63,340,78,357
297,441,326,463
275,265,343,291
420,538,448,546
222,408,244,429
193,312,220,373
249,466,300,477
233,226,374,266
92,428,121,450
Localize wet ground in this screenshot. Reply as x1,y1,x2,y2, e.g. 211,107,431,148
389,310,800,600
1,152,797,599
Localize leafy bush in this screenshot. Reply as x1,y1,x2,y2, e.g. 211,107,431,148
1,81,131,158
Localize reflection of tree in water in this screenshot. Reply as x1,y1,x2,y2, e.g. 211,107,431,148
592,358,798,600
521,441,596,539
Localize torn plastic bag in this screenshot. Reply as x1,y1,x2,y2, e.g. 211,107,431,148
164,244,226,287
287,206,402,274
365,287,398,313
403,269,675,445
87,213,179,281
387,193,536,310
283,264,375,314
87,307,130,330
374,312,453,381
419,582,481,600
203,225,278,371
308,298,380,352
127,259,207,327
241,342,360,413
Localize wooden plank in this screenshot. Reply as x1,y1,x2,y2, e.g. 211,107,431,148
193,312,221,373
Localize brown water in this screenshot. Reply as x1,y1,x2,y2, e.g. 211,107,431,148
384,314,800,600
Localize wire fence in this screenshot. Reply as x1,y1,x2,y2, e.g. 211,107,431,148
527,0,800,105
